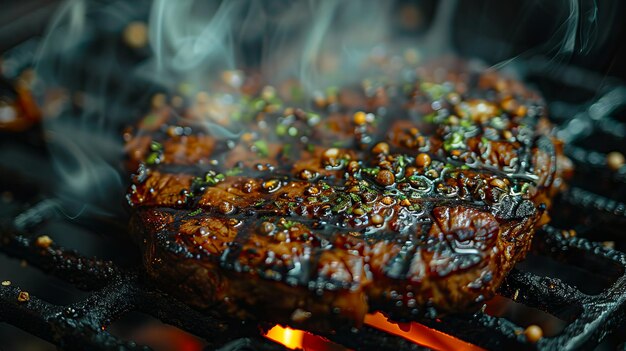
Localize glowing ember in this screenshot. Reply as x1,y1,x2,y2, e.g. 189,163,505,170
264,313,485,351
264,325,346,351
265,325,305,350
364,312,485,351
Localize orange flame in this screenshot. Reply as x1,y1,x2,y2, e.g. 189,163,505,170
364,312,485,351
264,313,485,351
265,325,306,350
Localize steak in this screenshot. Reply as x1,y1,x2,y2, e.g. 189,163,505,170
126,59,571,331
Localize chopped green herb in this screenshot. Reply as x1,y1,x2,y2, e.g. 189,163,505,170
423,112,437,124
146,152,160,165
188,208,203,216
252,98,266,111
150,141,163,152
396,155,408,168
459,119,473,128
349,193,362,203
420,82,447,100
226,167,243,176
332,194,352,213
409,204,422,211
204,172,225,186
276,124,288,136
191,171,226,191
280,219,298,229
443,132,465,151
253,140,269,157
362,167,380,176
268,99,282,110
231,110,242,121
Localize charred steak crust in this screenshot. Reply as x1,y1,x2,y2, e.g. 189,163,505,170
126,60,571,330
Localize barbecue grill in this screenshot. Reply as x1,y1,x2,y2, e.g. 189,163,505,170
2,1,626,350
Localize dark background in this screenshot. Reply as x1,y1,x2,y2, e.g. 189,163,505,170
1,0,626,78
3,0,624,80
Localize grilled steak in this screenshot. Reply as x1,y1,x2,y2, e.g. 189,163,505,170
126,59,571,331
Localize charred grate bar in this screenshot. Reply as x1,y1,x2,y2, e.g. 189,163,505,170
2,212,626,350
419,226,626,350
0,231,430,351
0,232,238,350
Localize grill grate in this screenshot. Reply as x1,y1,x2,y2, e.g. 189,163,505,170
0,227,429,351
2,47,626,351
2,59,626,350
417,226,626,350
3,192,626,350
2,0,626,348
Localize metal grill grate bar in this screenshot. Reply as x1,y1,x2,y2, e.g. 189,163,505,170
561,187,626,220
0,232,119,290
499,269,585,314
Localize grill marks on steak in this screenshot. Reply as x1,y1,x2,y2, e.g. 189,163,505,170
131,204,512,328
126,60,569,330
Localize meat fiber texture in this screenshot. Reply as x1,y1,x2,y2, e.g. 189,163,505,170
126,59,571,331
